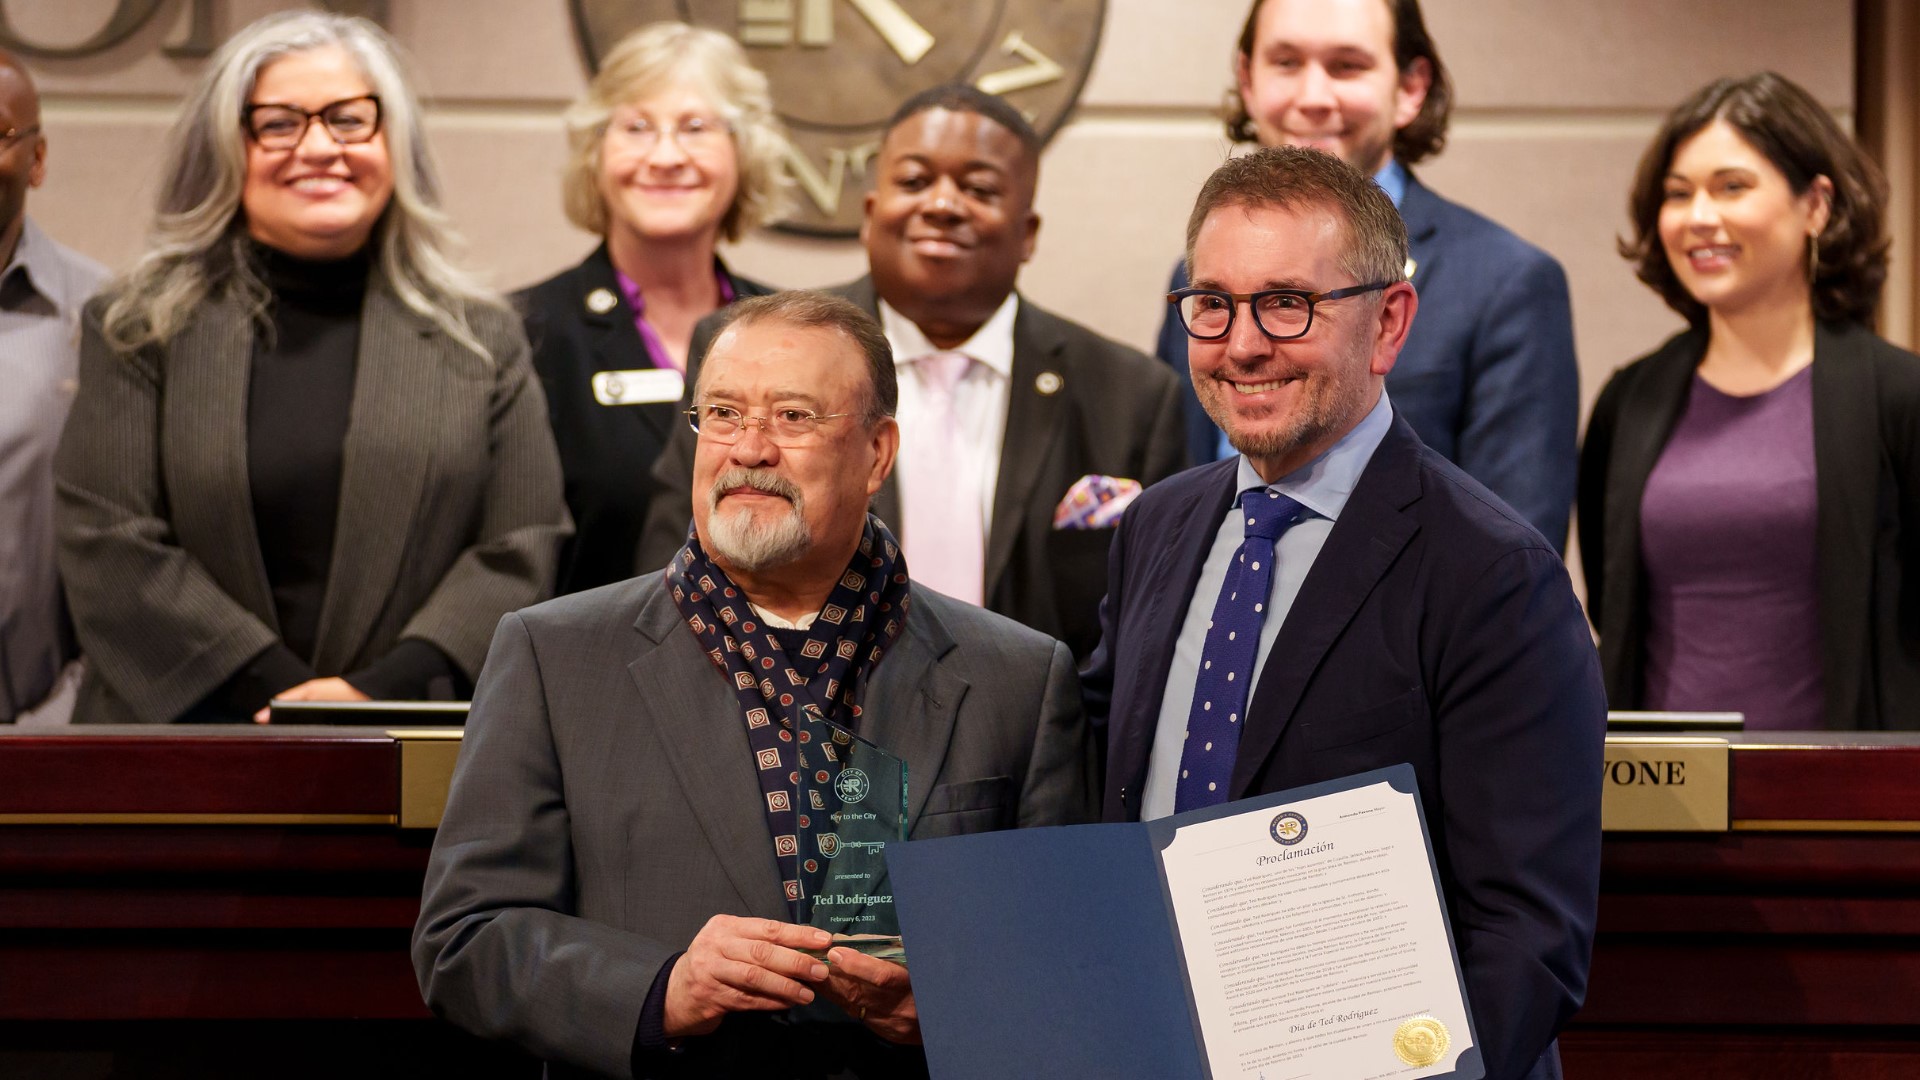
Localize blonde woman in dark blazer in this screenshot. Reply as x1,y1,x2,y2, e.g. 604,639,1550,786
1580,72,1920,731
516,22,785,595
54,12,567,724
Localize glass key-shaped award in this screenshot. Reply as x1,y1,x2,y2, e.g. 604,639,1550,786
795,707,908,965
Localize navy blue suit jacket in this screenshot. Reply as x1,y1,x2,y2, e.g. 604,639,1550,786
1082,415,1605,1080
1158,172,1580,551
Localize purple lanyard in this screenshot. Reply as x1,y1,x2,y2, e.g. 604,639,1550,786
613,266,738,374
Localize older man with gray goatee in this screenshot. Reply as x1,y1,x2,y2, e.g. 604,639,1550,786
415,290,1094,1080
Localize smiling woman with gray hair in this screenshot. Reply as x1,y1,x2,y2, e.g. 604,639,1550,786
54,10,567,725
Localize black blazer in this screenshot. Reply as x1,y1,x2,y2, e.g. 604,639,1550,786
1578,320,1920,730
54,277,569,725
1083,417,1606,1080
636,277,1190,658
516,245,772,595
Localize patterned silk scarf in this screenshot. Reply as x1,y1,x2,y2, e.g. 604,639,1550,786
667,514,912,911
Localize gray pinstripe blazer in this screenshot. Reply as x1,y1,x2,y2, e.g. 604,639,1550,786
53,273,569,725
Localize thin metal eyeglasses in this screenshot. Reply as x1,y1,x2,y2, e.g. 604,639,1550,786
606,113,732,155
1167,281,1394,341
0,124,39,151
686,403,855,446
243,95,383,150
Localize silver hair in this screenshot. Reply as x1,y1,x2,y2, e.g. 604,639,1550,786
99,10,503,356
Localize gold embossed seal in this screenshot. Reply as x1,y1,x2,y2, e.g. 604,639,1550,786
1392,1015,1450,1068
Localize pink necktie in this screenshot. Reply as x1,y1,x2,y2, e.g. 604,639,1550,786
900,351,985,605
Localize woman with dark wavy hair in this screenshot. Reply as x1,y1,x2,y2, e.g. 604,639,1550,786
1580,71,1920,730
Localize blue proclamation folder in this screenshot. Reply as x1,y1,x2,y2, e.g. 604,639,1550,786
886,764,1485,1080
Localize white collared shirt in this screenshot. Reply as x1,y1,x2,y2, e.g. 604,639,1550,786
749,603,817,631
880,293,1019,537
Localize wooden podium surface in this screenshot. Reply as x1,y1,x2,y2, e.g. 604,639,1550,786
3,727,1918,1076
0,725,455,1023
1566,731,1920,1078
0,725,525,1078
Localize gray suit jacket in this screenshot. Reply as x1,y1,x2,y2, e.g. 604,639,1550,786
54,277,568,724
413,575,1096,1079
637,278,1188,658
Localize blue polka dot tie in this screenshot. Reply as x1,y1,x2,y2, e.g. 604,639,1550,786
1174,488,1308,813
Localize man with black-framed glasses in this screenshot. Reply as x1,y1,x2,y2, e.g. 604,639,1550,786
1154,0,1579,555
0,49,108,727
1084,146,1605,1080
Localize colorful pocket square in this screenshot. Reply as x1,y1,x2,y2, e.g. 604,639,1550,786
1053,474,1143,530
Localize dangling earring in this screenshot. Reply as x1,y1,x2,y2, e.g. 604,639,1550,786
1807,232,1820,284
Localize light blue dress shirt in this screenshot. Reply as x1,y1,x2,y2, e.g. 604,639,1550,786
1140,390,1395,820
1,218,107,722
1372,156,1409,209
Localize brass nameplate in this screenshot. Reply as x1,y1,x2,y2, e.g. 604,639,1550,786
1601,736,1729,832
394,731,465,829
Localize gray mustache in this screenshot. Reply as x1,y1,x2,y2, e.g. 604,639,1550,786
709,467,802,508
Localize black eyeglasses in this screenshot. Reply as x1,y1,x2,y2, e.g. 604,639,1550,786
0,125,39,152
1167,282,1394,341
243,95,383,150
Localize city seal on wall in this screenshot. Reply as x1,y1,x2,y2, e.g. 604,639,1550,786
572,0,1108,235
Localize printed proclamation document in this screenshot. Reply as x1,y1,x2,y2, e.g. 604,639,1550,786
1159,776,1475,1079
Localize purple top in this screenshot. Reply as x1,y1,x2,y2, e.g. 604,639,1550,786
1639,366,1823,729
613,265,736,374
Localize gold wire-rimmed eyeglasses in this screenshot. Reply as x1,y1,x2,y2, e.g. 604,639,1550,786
685,402,856,446
0,125,41,151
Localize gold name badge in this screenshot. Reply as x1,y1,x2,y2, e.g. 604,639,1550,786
1601,736,1730,832
1392,1015,1450,1068
592,368,685,407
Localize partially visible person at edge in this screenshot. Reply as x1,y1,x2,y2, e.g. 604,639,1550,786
0,49,109,726
1581,71,1920,731
54,11,566,724
517,22,785,595
1156,0,1579,550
